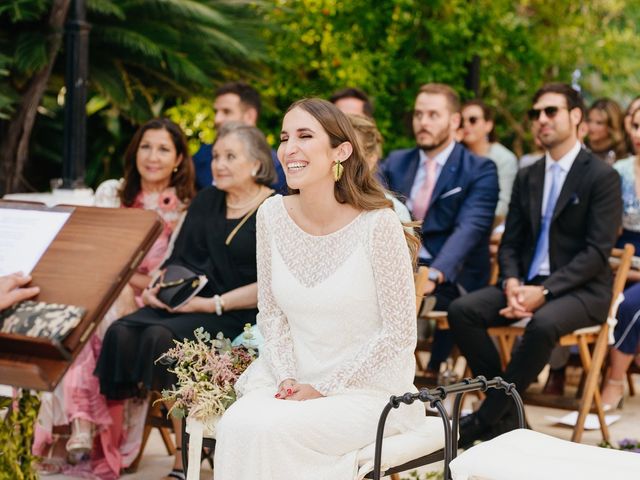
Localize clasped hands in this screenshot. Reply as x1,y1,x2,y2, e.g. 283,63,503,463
275,378,324,401
499,278,546,319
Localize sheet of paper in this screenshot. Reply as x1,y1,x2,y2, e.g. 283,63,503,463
545,410,620,430
0,207,71,275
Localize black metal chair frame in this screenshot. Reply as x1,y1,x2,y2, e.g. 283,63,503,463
366,376,525,480
181,376,524,480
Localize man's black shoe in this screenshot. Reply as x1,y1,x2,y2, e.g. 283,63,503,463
457,412,491,450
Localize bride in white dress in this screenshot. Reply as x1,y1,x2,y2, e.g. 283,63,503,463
214,98,425,479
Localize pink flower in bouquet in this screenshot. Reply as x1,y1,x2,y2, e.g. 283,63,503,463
156,326,257,421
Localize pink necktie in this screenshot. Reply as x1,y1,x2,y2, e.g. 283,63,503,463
412,157,437,221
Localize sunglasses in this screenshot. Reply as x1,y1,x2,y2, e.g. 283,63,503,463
461,116,480,127
527,106,567,121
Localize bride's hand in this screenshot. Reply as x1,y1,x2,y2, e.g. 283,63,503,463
285,383,324,401
275,378,297,399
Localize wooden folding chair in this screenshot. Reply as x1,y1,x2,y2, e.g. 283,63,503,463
127,391,176,472
415,233,502,379
487,244,634,443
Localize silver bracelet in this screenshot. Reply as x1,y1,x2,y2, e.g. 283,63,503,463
213,295,223,316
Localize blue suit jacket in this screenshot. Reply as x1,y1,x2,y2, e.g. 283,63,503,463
192,144,287,194
381,143,498,291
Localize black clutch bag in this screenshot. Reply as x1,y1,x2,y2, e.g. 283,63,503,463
154,265,208,309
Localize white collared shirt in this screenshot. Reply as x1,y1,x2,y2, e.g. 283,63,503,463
408,140,456,261
537,141,581,275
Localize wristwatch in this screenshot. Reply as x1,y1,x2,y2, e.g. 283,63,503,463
542,287,553,302
428,268,442,284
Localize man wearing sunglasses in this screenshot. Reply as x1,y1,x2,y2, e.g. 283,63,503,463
448,82,622,448
381,83,499,378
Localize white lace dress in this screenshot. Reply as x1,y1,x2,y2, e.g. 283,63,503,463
214,195,424,480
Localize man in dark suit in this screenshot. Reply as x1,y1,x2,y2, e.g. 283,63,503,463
381,83,499,375
192,82,286,192
448,83,622,448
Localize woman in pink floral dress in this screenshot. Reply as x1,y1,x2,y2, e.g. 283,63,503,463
33,118,195,478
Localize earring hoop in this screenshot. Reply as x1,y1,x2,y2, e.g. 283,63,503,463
332,160,344,182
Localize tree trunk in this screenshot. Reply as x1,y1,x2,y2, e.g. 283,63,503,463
0,0,71,194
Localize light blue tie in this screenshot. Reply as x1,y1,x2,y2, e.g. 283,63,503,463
528,163,561,281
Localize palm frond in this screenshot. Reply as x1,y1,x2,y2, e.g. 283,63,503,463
87,0,126,19
132,0,231,28
90,64,131,107
93,26,164,62
191,25,252,58
0,1,48,21
164,51,210,86
13,31,48,74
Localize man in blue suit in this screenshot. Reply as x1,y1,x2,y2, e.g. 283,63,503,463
381,83,499,376
192,82,287,192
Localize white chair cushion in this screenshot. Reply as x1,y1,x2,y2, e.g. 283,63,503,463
450,428,640,480
356,416,447,479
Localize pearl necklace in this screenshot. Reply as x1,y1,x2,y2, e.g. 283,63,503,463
226,187,265,210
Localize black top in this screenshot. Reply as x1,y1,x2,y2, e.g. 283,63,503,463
117,186,260,340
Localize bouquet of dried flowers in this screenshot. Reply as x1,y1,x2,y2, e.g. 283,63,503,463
156,325,256,423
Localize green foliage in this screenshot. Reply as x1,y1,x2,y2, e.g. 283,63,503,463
3,0,640,190
402,469,444,480
1,0,268,191
256,0,640,156
166,97,216,154
0,390,41,480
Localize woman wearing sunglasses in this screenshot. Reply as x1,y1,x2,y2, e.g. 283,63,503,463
461,99,517,221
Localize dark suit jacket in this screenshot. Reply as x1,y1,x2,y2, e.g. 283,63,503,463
381,143,499,291
498,148,622,322
192,144,287,193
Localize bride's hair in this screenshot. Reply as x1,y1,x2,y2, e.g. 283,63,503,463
285,98,419,263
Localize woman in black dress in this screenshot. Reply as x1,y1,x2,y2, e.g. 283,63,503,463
95,122,276,480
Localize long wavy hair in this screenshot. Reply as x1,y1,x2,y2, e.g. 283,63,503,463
286,98,419,263
120,118,196,207
587,98,628,160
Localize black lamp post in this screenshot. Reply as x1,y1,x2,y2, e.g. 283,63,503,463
465,55,480,98
61,0,90,189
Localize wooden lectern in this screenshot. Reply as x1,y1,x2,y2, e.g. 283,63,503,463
0,200,163,391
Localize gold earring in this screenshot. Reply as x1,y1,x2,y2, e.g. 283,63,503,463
332,160,344,182
173,166,178,173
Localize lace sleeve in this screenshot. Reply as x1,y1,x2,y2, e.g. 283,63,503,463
255,204,297,385
313,209,416,395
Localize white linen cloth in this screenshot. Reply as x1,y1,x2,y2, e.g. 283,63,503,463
450,428,640,480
